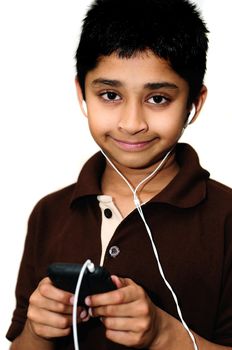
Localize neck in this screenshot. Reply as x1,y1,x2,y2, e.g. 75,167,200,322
101,149,179,201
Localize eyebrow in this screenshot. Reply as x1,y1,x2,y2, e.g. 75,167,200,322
144,82,178,90
91,78,178,90
91,78,123,87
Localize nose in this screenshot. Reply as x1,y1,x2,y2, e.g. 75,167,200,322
118,101,148,135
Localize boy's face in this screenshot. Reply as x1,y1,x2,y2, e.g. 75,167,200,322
78,51,201,170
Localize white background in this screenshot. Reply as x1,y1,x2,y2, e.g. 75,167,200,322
0,0,231,347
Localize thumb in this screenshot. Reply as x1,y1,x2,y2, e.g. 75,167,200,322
111,275,129,289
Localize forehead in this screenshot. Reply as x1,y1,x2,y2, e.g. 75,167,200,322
85,51,188,91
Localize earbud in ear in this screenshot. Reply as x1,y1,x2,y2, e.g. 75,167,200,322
184,104,196,129
82,100,87,115
187,104,196,125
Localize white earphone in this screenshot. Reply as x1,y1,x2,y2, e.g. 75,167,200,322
185,104,196,128
82,100,87,115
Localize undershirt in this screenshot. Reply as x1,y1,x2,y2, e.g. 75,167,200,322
97,195,123,265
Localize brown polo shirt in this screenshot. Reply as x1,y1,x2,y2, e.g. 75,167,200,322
6,143,232,349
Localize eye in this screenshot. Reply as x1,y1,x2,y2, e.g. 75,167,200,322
100,91,121,101
147,95,169,105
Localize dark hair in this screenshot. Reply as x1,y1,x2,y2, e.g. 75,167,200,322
75,0,209,105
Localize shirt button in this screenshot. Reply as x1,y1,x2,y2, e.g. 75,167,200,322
109,246,120,258
104,208,112,219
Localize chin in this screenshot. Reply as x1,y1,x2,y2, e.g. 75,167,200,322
110,153,160,170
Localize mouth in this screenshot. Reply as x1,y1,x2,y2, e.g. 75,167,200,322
110,136,157,151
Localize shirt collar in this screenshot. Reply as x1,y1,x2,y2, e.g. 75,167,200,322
150,143,209,208
70,143,209,209
70,151,105,206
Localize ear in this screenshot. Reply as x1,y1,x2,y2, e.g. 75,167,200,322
188,85,208,125
75,78,88,117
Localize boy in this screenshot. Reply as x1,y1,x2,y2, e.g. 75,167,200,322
7,0,232,349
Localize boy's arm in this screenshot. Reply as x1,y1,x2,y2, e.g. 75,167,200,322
10,320,54,350
150,307,231,350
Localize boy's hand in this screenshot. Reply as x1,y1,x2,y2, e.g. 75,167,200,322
85,276,159,348
27,277,88,340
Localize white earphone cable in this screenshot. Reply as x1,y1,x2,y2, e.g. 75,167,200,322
100,147,198,350
73,259,94,350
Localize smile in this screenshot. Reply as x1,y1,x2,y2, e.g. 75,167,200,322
110,137,156,151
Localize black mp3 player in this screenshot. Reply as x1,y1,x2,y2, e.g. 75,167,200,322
47,262,116,306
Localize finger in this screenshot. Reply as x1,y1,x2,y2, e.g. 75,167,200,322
89,296,151,318
79,308,90,322
86,280,145,307
38,277,73,305
30,292,73,315
27,319,71,339
110,275,125,289
101,316,149,332
30,296,73,315
28,305,73,330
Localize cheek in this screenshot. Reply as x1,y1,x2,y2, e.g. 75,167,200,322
87,107,117,132
149,115,184,138
87,113,111,139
